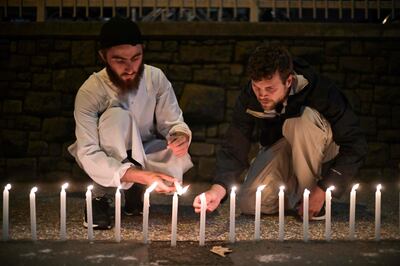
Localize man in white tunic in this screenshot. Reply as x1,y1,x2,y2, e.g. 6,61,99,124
69,17,193,229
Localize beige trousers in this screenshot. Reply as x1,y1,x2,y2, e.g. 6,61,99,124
237,107,339,214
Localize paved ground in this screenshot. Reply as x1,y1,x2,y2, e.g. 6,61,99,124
1,181,400,265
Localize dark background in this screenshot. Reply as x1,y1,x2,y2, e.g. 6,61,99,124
0,22,399,184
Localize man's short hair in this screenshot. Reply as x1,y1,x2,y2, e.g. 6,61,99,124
247,45,293,83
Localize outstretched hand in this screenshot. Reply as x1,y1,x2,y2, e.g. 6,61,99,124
167,132,190,157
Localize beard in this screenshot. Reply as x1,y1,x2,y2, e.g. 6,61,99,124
260,99,278,111
106,62,144,94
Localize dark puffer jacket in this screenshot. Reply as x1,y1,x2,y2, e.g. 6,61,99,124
213,58,368,198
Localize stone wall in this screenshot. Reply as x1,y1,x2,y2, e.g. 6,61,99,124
1,22,399,183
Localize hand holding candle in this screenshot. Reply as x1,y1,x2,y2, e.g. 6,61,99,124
60,183,68,241
2,184,11,241
30,186,38,241
143,182,158,244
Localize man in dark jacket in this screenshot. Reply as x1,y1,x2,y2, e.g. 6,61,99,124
193,45,367,219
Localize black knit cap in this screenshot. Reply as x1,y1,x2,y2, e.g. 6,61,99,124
99,17,143,49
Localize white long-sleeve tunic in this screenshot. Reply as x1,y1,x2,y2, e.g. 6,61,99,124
69,64,191,188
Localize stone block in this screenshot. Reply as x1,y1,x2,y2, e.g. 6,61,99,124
377,130,399,142
365,142,389,167
371,104,391,117
234,41,259,62
31,56,47,66
339,57,373,73
189,142,215,156
18,40,36,55
53,68,88,93
180,44,232,63
389,52,400,74
1,130,28,156
37,39,53,53
218,123,230,137
377,117,391,128
180,84,225,123
167,65,192,81
206,125,218,138
373,57,388,74
71,41,96,66
0,71,16,81
226,90,240,109
54,40,71,51
325,41,350,56
42,117,75,141
392,106,400,128
374,86,400,104
3,100,22,113
145,52,173,62
49,143,62,156
390,144,400,159
163,41,178,51
6,158,37,181
24,92,61,115
147,41,163,51
72,163,90,181
49,52,70,67
7,54,30,70
17,72,31,81
290,47,324,65
32,72,52,90
27,141,48,156
230,64,243,75
14,115,41,131
189,124,206,141
198,157,216,181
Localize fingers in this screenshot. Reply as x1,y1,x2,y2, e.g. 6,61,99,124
157,173,177,183
155,181,175,194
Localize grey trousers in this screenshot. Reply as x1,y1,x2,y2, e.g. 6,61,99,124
237,107,339,214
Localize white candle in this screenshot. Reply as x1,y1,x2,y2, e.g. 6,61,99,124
60,183,68,241
143,182,158,244
86,185,94,241
303,189,310,242
30,186,38,241
199,193,207,246
229,186,237,243
115,185,121,242
278,185,285,241
171,183,189,247
2,184,11,241
254,185,266,241
325,186,335,241
349,183,359,240
375,184,382,241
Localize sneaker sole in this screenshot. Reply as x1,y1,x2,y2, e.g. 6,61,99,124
83,220,112,230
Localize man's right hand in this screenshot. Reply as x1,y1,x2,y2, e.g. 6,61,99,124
193,184,226,213
121,167,176,194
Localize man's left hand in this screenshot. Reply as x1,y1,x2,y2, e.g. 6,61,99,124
167,132,190,157
298,185,325,219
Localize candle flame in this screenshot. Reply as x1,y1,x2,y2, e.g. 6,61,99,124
62,183,69,190
5,184,11,190
117,185,122,190
304,188,310,195
30,187,38,194
231,186,237,193
87,185,93,191
146,182,158,194
327,186,335,192
180,185,189,195
174,181,189,195
376,184,382,191
352,183,359,191
257,185,266,192
279,185,285,191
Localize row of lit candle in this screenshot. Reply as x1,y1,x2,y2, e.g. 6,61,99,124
1,182,386,243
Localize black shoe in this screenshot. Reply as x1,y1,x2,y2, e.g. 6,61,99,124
311,203,326,221
123,183,144,216
83,197,112,229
